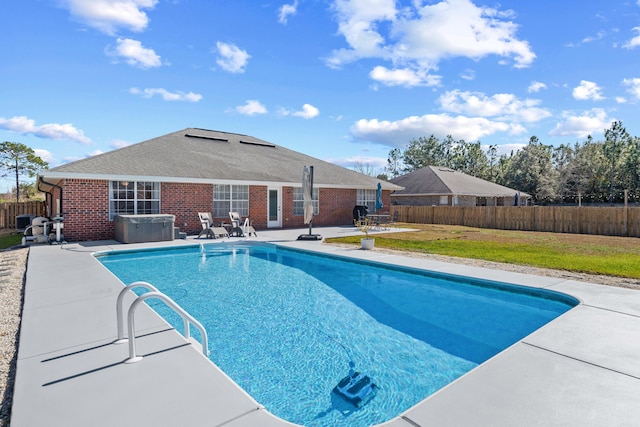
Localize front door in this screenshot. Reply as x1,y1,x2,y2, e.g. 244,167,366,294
267,187,281,228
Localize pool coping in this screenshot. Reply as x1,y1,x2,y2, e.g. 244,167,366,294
10,227,640,426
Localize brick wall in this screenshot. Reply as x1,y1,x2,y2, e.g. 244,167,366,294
282,186,296,228
63,179,113,241
282,188,361,228
248,186,267,229
315,188,358,226
162,182,213,235
59,179,388,241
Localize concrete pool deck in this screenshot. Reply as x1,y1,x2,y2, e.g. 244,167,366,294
10,226,640,426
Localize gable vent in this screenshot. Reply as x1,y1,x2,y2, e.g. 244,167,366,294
185,133,228,142
240,140,276,148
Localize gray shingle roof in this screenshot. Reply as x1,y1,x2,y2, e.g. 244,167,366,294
389,166,529,197
43,128,402,190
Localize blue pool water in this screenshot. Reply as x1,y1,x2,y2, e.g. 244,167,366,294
97,242,577,427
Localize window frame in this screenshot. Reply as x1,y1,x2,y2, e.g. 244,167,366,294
109,181,160,220
293,187,319,216
356,189,377,212
213,184,249,218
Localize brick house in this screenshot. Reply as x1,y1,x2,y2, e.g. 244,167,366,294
37,128,402,241
390,166,530,207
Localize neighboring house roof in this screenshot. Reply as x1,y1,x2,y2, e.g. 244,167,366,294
40,128,402,191
389,166,529,198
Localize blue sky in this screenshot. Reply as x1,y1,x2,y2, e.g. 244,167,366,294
2,0,640,192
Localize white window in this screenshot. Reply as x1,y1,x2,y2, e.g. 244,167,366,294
439,195,448,205
293,187,319,215
357,189,377,212
109,181,160,220
214,185,249,217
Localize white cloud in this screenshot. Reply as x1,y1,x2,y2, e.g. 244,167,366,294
622,77,640,100
623,27,640,49
107,38,161,68
292,104,320,119
350,113,525,147
438,90,551,123
549,108,610,138
279,104,320,119
582,30,605,44
33,149,55,164
278,1,298,24
325,155,387,170
110,139,132,149
235,100,267,116
393,1,535,67
327,0,535,87
215,42,250,73
87,150,104,157
483,143,525,156
327,0,396,67
0,115,91,144
129,87,202,102
369,66,441,87
60,155,82,165
527,81,547,93
572,80,604,101
460,69,475,81
61,0,158,35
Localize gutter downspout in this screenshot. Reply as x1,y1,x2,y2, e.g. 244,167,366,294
38,176,63,217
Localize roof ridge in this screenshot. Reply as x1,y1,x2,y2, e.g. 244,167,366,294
189,127,251,138
428,165,453,192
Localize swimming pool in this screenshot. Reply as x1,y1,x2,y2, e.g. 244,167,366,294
97,242,578,427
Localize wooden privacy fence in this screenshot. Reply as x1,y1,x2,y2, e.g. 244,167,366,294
0,201,46,229
392,205,640,238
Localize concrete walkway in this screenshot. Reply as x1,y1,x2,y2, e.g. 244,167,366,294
10,227,640,426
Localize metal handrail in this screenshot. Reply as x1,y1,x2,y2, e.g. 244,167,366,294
125,291,209,363
115,283,210,364
115,281,159,343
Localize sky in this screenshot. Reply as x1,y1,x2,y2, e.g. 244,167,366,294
2,0,640,192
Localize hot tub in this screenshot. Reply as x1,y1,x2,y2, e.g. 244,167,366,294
114,214,175,243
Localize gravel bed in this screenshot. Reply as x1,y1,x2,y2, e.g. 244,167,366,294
0,244,638,426
0,247,27,427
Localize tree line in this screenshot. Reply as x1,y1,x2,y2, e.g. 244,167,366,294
385,121,640,205
0,141,49,203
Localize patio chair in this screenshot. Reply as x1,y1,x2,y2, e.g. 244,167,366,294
197,212,229,239
391,210,399,227
228,212,245,237
379,212,392,230
228,212,257,237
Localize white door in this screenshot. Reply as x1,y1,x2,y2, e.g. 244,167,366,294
267,187,282,228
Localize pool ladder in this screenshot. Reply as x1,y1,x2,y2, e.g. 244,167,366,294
115,281,209,363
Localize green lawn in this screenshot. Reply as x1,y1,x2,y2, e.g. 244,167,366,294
326,224,640,279
0,233,23,250
3,224,639,279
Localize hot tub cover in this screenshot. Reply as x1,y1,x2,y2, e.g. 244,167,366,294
114,214,176,223
114,214,175,243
